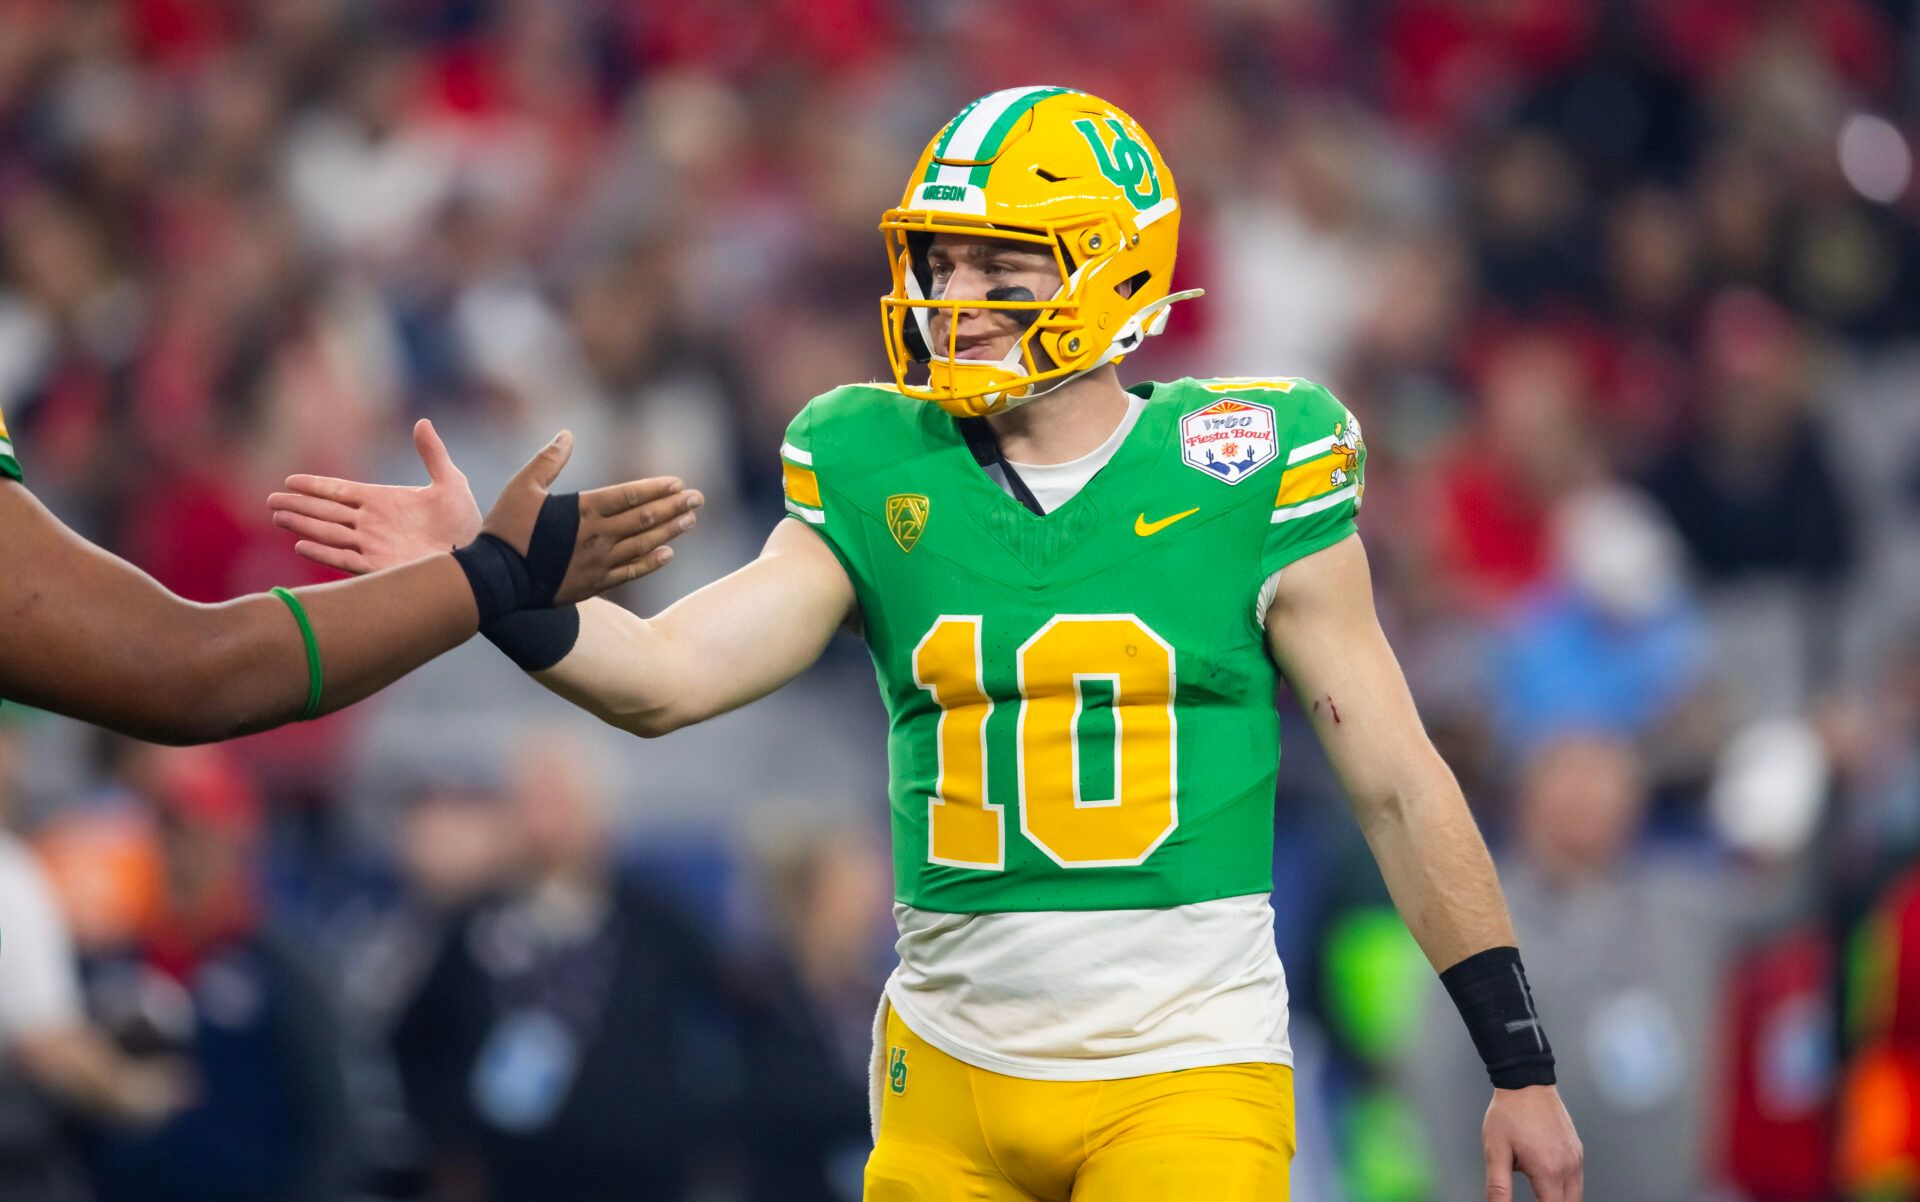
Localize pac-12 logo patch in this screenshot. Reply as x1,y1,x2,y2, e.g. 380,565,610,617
886,494,929,553
1180,399,1278,485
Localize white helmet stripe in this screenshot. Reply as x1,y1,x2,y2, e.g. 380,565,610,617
927,86,1072,189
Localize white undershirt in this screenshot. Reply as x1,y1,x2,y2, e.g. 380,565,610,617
981,392,1145,513
886,393,1292,1081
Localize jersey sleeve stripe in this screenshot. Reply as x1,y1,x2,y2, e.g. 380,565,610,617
784,500,826,525
1201,378,1299,393
780,441,813,467
1273,453,1351,508
1286,434,1337,465
1271,483,1358,524
783,461,823,509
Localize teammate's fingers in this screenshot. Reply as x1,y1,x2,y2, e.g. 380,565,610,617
267,492,358,528
602,490,699,540
413,419,465,485
605,544,673,588
292,540,370,576
608,511,696,564
509,430,573,492
584,476,683,518
272,510,359,550
284,474,366,507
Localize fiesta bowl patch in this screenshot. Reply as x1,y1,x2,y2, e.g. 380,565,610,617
1180,399,1277,485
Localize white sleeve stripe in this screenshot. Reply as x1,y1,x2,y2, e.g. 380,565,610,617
1286,435,1335,464
1270,484,1358,523
780,441,813,466
785,501,826,524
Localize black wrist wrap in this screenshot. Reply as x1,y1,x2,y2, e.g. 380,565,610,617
451,534,531,627
1439,945,1557,1089
522,492,581,609
483,608,582,672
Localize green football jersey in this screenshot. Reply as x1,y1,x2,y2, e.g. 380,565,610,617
0,403,18,481
782,377,1365,914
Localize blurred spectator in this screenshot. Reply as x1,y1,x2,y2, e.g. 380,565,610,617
1839,865,1920,1202
736,824,893,1201
1644,290,1855,717
392,735,732,1202
83,744,347,1202
1704,719,1839,1202
1490,484,1710,759
1434,328,1607,608
1411,734,1749,1202
333,774,519,1200
0,725,187,1202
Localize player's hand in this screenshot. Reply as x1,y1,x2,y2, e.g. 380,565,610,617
1483,1085,1582,1201
474,430,702,603
271,419,484,574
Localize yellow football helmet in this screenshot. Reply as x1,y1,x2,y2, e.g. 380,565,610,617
880,87,1201,417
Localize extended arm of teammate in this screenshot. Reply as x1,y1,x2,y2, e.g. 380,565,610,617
268,422,858,737
0,434,695,744
1264,532,1583,1202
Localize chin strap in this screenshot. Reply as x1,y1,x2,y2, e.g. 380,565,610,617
911,268,1207,413
1007,287,1205,408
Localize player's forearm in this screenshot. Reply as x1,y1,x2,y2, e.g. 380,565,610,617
529,598,695,736
1349,767,1518,971
115,556,476,743
222,555,481,727
525,530,854,737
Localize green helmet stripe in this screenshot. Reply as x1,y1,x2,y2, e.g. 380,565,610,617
964,86,1072,185
920,86,1076,188
922,96,986,182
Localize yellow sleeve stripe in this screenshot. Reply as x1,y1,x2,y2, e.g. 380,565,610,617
0,406,9,438
1271,483,1358,524
783,461,823,510
1274,452,1348,509
1202,378,1299,393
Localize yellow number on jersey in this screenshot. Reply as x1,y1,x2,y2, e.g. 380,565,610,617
915,614,1178,870
914,617,1002,868
1018,616,1177,866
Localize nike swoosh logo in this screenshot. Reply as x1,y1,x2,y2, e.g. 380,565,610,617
1134,507,1200,537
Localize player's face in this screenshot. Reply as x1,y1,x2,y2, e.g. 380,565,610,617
923,233,1063,365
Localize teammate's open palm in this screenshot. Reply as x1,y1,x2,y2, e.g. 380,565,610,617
271,419,701,600
270,419,485,574
1483,1085,1582,1201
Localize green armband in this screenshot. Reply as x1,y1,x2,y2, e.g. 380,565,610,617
272,587,323,721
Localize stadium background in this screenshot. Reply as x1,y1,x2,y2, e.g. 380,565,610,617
0,0,1917,1199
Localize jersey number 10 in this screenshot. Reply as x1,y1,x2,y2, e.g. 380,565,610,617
913,614,1177,870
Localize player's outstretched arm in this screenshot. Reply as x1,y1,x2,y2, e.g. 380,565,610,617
0,433,691,744
1265,533,1583,1202
271,420,856,736
532,519,855,735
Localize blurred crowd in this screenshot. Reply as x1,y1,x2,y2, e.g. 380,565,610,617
0,0,1917,1199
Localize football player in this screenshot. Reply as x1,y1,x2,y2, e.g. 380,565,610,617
0,415,698,742
272,89,1582,1201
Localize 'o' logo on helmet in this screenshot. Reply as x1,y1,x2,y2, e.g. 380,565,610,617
1071,117,1163,211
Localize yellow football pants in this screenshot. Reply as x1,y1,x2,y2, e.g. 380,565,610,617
865,1006,1295,1201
